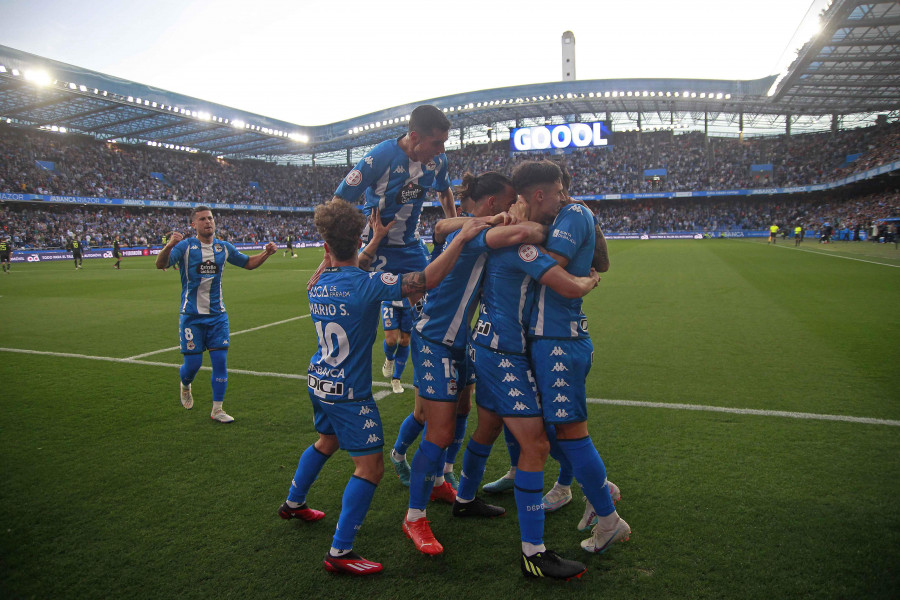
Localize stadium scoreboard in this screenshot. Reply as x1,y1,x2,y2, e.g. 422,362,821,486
510,121,610,153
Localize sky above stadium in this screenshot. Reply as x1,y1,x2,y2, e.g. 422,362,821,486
0,0,829,125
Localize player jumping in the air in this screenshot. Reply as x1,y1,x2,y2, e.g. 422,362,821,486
156,206,277,423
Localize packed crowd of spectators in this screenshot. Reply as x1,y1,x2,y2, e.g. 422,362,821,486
1,122,898,208
3,189,896,249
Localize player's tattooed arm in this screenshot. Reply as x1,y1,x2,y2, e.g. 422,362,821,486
592,223,610,273
155,231,183,270
400,271,427,300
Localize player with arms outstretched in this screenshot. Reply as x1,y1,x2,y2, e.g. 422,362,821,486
155,206,276,422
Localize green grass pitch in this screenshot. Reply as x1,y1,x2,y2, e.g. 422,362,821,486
1,239,898,599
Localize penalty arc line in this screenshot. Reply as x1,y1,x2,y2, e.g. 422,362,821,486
124,314,311,360
1,346,897,427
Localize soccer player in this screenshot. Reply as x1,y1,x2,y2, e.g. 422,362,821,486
155,206,277,423
279,199,487,575
525,163,630,555
0,236,12,273
400,171,555,548
67,237,84,269
283,234,296,258
112,236,123,270
320,105,457,393
448,162,600,580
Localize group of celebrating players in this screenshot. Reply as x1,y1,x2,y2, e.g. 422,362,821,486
157,105,629,580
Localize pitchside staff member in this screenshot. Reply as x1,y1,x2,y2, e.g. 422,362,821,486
67,237,84,269
113,236,123,270
0,236,12,273
156,205,277,423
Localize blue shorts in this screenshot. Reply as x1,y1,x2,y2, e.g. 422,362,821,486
412,332,472,402
373,242,429,275
470,344,541,417
179,313,229,354
381,300,413,333
530,337,593,424
309,394,384,457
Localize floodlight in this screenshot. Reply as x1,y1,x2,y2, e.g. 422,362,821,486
0,65,6,73
11,68,19,76
232,120,245,129
725,94,731,99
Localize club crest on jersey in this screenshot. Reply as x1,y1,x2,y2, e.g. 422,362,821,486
425,159,437,171
186,341,195,351
380,272,398,285
383,319,392,328
448,380,457,395
345,169,363,186
214,243,224,253
518,244,539,262
197,260,219,275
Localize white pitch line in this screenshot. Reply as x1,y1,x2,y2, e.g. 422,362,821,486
770,242,900,268
2,346,897,427
125,314,311,360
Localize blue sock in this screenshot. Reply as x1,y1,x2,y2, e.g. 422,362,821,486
559,437,615,517
445,414,469,467
409,439,442,510
546,425,574,486
393,413,424,456
287,445,331,504
332,475,377,551
458,439,492,501
434,448,448,481
514,469,545,544
503,425,521,468
392,343,409,378
383,340,397,361
180,353,202,386
209,350,228,403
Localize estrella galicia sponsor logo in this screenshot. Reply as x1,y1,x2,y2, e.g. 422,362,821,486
396,182,424,204
197,260,219,275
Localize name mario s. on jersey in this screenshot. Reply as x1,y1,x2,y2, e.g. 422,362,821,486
309,283,351,316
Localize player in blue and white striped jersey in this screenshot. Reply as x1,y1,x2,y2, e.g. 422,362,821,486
328,105,457,393
156,206,277,423
278,199,486,575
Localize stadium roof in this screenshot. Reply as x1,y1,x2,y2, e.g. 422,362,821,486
0,0,897,160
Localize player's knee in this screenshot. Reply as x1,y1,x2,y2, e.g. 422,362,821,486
399,332,411,346
384,330,399,345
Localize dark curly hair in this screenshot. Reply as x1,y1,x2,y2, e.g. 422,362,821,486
314,199,365,261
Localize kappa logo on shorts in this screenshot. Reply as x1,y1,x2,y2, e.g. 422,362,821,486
498,358,513,368
359,406,372,415
426,386,436,395
345,169,363,186
551,362,568,372
502,373,519,383
552,378,569,388
555,409,569,418
423,373,435,381
553,393,569,403
513,401,528,411
508,388,524,397
422,359,434,368
421,346,433,355
366,434,381,444
362,419,378,429
550,346,566,356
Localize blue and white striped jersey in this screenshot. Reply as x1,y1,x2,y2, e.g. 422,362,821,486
168,237,249,315
414,229,489,350
307,267,402,402
471,244,556,355
529,203,595,339
334,137,450,247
